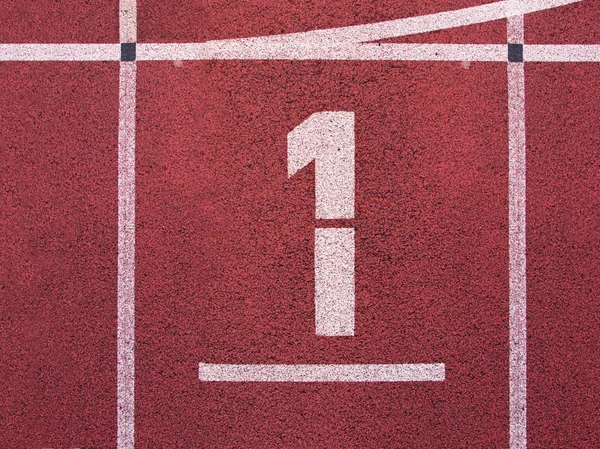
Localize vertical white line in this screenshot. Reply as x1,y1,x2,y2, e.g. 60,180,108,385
507,0,525,44
315,227,355,336
118,61,137,449
507,16,524,44
120,0,137,43
507,5,527,449
118,0,137,444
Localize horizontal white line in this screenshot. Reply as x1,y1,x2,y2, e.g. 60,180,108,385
525,44,600,61
199,363,445,382
0,44,120,61
214,0,580,45
137,43,508,61
2,43,600,62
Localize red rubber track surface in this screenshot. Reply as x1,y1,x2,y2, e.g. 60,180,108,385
1,1,599,448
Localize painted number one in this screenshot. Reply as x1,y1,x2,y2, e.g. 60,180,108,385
288,112,355,336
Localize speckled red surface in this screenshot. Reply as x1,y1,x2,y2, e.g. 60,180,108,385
1,1,599,449
135,60,510,448
136,0,505,43
526,63,600,449
0,63,119,448
0,1,118,43
526,0,600,44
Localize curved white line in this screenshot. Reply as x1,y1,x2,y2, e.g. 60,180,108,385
209,0,580,45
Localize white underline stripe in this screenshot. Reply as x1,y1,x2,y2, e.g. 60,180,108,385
507,12,527,449
213,0,579,45
199,363,445,382
0,44,120,61
120,0,137,43
117,61,136,449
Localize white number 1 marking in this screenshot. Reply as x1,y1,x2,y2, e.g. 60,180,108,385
288,112,355,336
199,112,445,380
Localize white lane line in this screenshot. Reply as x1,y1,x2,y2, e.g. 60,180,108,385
0,44,120,61
315,228,355,336
525,44,600,61
118,0,137,446
507,0,525,44
507,12,527,449
117,61,136,449
0,43,599,62
120,0,137,43
137,43,507,61
199,363,445,382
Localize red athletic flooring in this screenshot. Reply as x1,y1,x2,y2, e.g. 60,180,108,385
526,63,600,448
0,63,119,448
1,1,599,449
136,61,509,448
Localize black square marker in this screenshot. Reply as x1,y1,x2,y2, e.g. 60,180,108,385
508,43,524,62
121,43,136,61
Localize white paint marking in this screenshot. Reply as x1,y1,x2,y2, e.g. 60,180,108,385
508,13,527,449
135,0,580,62
0,43,599,63
288,111,355,219
199,362,445,382
315,228,355,336
525,44,600,61
0,44,120,61
288,113,355,336
120,0,137,43
208,0,579,46
507,1,525,44
137,42,507,62
117,61,136,449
